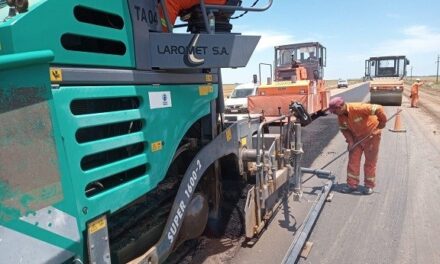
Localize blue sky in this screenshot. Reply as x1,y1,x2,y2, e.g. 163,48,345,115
221,0,440,84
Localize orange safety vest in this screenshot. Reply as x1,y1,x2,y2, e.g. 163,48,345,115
338,103,387,139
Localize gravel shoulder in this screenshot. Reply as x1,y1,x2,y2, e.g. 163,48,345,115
403,82,440,122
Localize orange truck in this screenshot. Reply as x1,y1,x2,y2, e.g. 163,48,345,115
248,42,330,123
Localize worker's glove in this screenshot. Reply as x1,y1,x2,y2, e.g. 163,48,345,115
371,129,381,136
377,122,386,129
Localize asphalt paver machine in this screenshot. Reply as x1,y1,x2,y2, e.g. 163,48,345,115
0,1,334,263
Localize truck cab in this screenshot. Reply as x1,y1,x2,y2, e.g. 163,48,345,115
274,42,326,82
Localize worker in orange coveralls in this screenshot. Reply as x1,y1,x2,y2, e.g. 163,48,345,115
328,97,387,195
410,78,424,108
161,0,227,31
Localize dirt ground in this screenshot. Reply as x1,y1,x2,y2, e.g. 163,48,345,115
403,79,440,122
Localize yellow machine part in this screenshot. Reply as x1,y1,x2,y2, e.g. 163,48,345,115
258,80,309,96
257,80,326,96
370,79,404,106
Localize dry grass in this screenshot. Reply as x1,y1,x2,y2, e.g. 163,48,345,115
404,77,440,95
223,84,237,97
223,78,438,98
325,80,338,88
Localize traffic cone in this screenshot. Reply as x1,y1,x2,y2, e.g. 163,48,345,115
389,108,406,133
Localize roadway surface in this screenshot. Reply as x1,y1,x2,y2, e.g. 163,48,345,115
185,82,440,264
298,83,440,264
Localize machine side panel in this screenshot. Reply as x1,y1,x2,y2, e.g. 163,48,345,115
0,61,63,223
148,33,260,69
51,83,218,230
0,0,136,68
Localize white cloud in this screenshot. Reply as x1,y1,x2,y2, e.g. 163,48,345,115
374,25,440,56
222,30,309,83
239,30,297,51
403,25,431,36
257,33,295,51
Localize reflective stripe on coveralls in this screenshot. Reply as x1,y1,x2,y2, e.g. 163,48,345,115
346,134,381,188
338,103,385,138
347,173,360,187
338,103,386,188
371,104,378,115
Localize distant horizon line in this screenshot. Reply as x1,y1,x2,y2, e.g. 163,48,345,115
223,75,437,85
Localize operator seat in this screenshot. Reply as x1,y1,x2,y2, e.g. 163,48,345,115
176,0,242,33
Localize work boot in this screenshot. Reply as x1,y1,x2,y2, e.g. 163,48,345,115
340,185,357,193
363,187,374,195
